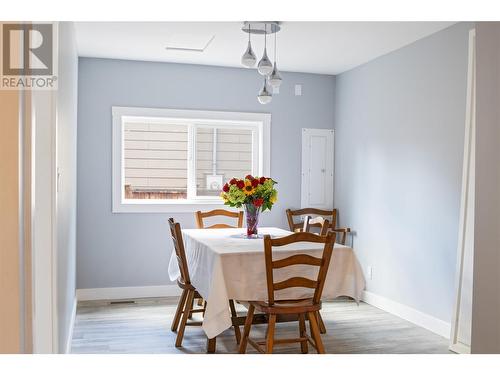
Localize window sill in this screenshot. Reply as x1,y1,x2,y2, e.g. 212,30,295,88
112,199,230,214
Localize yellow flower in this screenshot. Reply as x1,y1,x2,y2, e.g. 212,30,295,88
220,192,228,203
243,179,255,196
270,191,278,203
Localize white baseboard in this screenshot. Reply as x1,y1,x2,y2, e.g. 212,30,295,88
361,291,451,339
449,342,471,354
65,297,77,354
76,285,181,301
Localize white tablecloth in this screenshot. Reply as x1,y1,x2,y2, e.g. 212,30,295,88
168,227,365,338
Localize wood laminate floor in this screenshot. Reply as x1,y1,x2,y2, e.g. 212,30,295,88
71,297,452,354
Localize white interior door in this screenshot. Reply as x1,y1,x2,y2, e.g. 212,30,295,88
301,128,334,209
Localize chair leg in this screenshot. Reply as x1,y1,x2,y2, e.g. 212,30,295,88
171,289,188,332
238,304,255,354
202,300,207,318
266,314,276,354
175,290,195,347
317,311,327,334
229,299,241,344
207,337,217,353
299,313,309,354
307,312,325,354
188,297,194,319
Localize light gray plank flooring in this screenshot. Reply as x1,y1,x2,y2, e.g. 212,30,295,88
71,297,452,354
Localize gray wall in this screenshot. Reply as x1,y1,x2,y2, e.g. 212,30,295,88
333,23,472,323
56,22,78,352
77,58,335,289
472,22,500,354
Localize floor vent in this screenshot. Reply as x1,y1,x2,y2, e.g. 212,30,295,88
109,300,136,305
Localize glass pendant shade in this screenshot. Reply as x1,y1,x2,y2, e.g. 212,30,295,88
257,79,272,104
257,47,273,76
241,41,256,67
268,62,282,88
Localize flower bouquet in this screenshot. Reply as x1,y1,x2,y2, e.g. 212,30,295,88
220,175,278,237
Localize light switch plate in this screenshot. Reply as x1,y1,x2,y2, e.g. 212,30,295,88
295,84,302,96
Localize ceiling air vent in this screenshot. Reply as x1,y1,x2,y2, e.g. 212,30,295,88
165,34,215,52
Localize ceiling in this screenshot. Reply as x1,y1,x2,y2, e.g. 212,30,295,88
74,22,454,75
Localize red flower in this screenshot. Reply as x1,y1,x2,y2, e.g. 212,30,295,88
229,178,237,185
236,180,245,189
259,177,267,184
222,183,229,192
251,179,259,188
245,174,254,180
254,198,264,207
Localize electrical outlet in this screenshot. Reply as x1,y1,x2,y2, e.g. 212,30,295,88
295,84,302,96
367,266,373,280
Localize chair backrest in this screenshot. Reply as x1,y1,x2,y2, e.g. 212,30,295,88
302,216,331,236
263,231,336,305
302,215,311,233
168,218,191,285
286,208,337,233
195,209,244,229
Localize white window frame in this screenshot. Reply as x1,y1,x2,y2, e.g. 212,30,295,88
112,106,271,213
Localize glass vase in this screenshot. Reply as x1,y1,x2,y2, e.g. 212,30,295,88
244,203,261,237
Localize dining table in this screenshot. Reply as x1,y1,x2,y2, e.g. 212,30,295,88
167,226,366,352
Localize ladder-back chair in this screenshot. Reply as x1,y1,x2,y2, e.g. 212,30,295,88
239,231,336,354
195,209,244,229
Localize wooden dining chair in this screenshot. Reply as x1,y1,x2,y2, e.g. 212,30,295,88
299,215,347,334
239,231,336,354
302,216,331,334
168,218,207,347
287,208,352,245
306,215,352,246
286,208,337,232
195,209,244,229
194,210,244,342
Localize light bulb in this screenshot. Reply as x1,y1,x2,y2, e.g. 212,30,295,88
268,62,282,88
257,47,273,76
257,79,272,104
241,40,256,68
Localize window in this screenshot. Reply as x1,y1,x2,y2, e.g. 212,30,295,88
112,107,270,213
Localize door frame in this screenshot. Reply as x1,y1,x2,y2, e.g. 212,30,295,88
450,28,476,354
31,84,59,353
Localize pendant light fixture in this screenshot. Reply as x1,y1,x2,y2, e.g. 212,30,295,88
257,24,273,76
241,22,282,104
268,30,282,88
241,23,256,67
257,78,272,104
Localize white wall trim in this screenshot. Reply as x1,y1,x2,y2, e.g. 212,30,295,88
65,297,77,354
361,291,451,339
76,285,181,301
